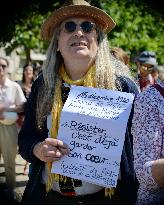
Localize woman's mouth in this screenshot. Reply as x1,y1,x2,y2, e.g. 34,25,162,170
70,42,87,47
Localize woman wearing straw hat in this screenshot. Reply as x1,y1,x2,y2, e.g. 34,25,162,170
18,0,139,204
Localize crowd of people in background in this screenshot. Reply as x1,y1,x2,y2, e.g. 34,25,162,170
0,57,26,203
0,58,42,204
0,0,163,205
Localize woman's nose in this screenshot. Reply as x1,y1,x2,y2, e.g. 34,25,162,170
74,26,84,37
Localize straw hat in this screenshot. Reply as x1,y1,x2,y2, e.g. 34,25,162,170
41,0,116,41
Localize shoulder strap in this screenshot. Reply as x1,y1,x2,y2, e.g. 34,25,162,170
152,84,164,97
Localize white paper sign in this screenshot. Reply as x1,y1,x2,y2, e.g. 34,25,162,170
52,86,134,188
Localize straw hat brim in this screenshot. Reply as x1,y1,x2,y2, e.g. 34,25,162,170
41,5,116,41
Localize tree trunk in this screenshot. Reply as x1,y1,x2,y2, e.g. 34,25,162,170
25,48,31,64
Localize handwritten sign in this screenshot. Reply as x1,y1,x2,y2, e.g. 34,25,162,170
52,86,134,188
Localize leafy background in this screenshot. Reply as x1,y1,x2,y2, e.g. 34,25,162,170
0,0,163,71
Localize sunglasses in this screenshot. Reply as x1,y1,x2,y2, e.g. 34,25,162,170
140,63,154,69
64,21,96,33
0,64,7,69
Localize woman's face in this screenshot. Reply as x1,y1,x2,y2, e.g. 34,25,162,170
139,63,153,76
24,66,34,80
0,59,8,79
57,17,98,63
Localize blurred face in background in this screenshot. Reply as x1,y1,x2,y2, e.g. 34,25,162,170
0,58,8,80
23,65,34,81
139,63,153,77
151,70,159,81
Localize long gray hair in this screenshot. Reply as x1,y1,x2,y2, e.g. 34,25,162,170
36,26,132,127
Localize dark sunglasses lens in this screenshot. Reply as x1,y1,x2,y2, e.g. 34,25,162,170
0,64,7,69
141,64,153,69
65,21,76,32
81,22,95,33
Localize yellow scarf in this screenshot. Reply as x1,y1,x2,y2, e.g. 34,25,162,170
47,64,114,197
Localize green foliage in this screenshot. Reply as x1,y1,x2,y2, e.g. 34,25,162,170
3,1,61,63
100,0,163,65
5,13,46,63
2,0,163,66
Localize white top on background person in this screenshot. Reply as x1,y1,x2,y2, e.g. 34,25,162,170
0,57,26,197
0,57,26,124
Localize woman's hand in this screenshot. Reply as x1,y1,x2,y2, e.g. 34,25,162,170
33,138,70,162
152,158,164,187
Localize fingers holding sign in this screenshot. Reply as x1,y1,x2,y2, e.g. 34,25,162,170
33,138,70,162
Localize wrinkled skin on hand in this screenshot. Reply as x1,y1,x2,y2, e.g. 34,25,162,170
33,138,70,162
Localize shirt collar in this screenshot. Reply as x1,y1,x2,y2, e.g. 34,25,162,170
3,78,11,87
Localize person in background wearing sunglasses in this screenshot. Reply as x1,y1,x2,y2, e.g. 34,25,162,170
18,1,139,205
136,51,158,91
0,57,26,201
